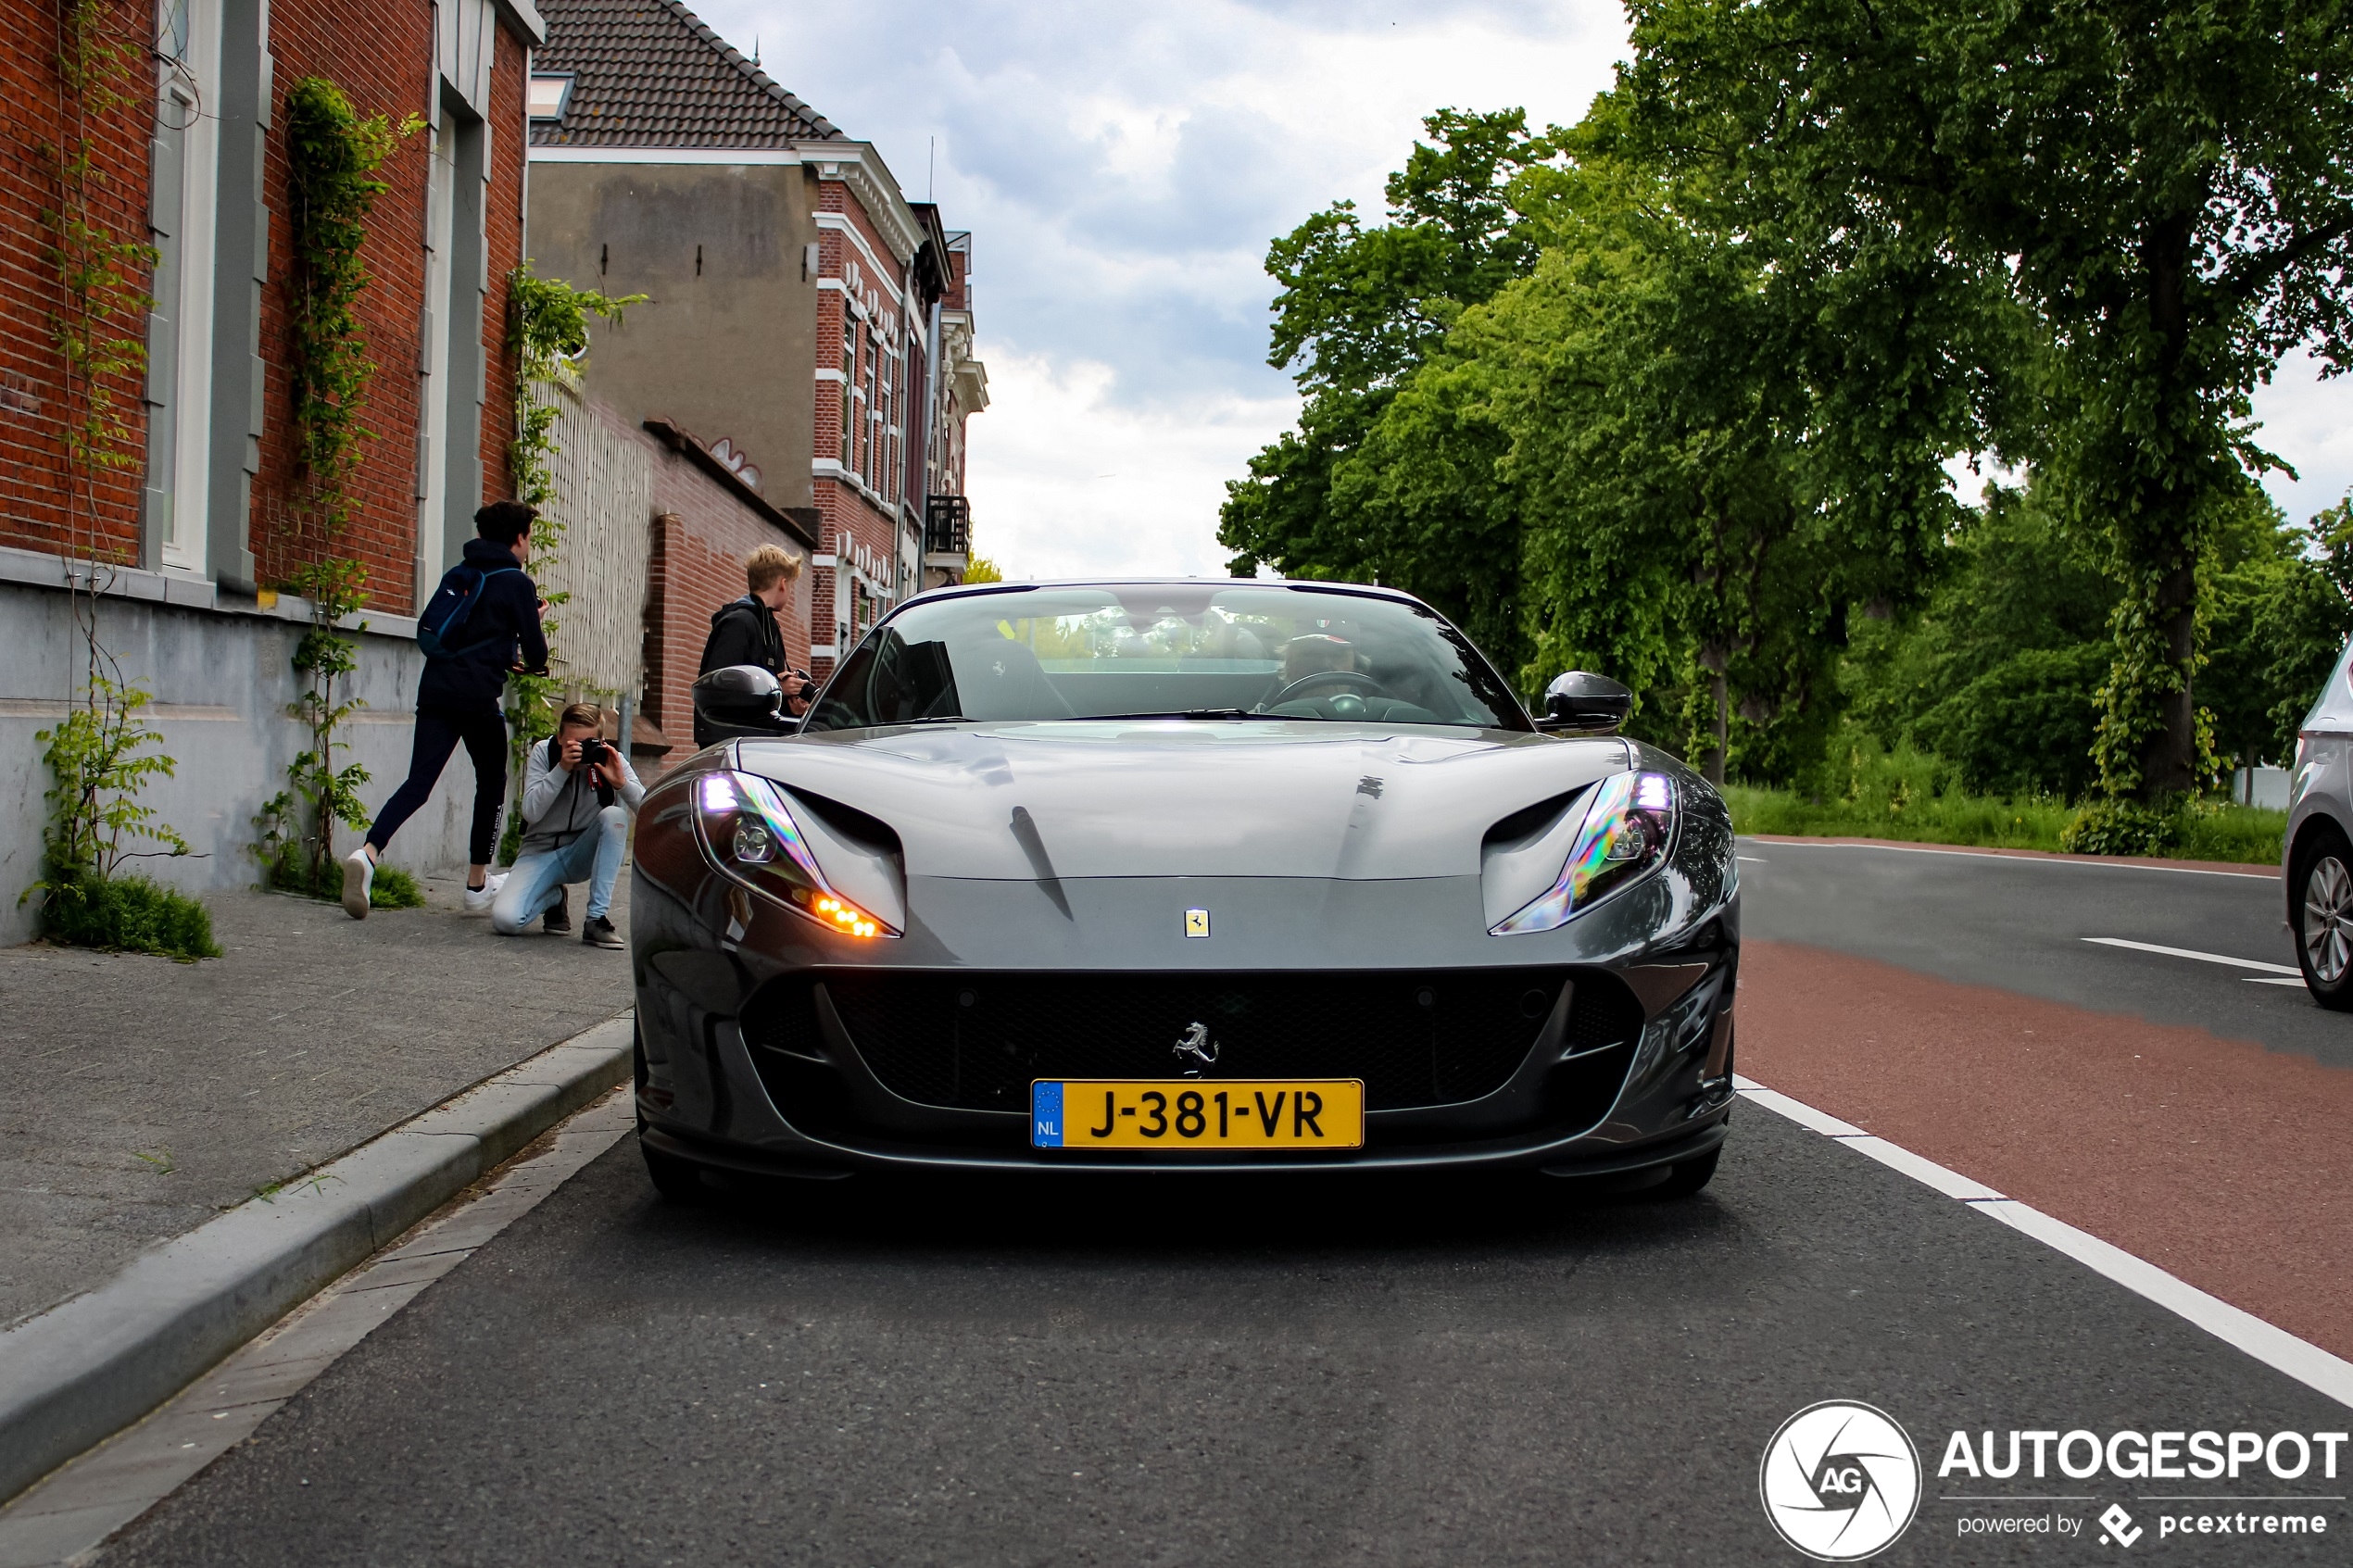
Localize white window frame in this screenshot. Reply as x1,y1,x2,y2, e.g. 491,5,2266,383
150,0,220,575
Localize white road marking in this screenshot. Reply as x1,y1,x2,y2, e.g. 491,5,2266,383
1733,1078,2353,1413
1743,836,2275,880
2245,976,2311,987
2082,936,2300,975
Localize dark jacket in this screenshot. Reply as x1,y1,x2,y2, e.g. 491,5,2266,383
695,596,786,747
698,595,784,679
417,537,548,711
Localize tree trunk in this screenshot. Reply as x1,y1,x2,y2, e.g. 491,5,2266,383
2141,554,2199,797
2133,207,2202,801
1698,643,1729,785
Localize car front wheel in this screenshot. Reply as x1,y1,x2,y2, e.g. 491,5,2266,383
2295,829,2353,1011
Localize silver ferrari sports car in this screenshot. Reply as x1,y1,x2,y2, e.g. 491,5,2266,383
628,579,1739,1197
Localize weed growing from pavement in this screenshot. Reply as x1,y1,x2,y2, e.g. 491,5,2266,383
132,1148,175,1174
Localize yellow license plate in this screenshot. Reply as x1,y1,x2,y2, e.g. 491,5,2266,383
1031,1079,1365,1150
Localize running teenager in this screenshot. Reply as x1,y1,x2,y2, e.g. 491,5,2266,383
342,501,547,920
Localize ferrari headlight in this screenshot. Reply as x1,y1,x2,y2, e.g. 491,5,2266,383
1491,770,1677,935
694,771,896,938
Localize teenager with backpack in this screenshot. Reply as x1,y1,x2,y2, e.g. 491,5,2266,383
342,501,548,921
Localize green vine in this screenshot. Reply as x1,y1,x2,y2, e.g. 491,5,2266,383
254,560,376,895
25,0,206,957
253,79,419,899
495,265,640,863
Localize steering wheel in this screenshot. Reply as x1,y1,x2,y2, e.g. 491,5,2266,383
1269,669,1389,708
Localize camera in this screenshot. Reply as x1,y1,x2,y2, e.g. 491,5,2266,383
576,734,610,768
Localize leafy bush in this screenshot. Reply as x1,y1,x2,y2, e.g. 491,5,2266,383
2058,797,2182,857
37,867,220,961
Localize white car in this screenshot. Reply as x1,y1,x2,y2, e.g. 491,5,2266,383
2287,637,2353,1007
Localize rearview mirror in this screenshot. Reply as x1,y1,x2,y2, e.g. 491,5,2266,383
691,664,795,742
1539,671,1632,734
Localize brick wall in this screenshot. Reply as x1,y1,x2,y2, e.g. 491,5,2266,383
0,0,155,561
812,175,914,675
633,420,813,764
0,0,525,613
252,10,524,612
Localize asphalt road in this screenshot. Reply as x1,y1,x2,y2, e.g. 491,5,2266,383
100,1106,2349,1566
1735,842,2352,1070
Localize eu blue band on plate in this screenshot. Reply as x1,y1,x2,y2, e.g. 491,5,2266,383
1031,1081,1064,1148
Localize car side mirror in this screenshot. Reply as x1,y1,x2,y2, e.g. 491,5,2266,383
1539,671,1633,734
692,664,795,741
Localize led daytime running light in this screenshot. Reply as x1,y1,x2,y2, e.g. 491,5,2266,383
1492,770,1676,935
698,771,897,937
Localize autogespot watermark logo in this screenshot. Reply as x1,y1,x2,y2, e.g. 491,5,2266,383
1761,1401,1925,1562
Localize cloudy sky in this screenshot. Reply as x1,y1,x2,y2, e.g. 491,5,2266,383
698,0,2353,578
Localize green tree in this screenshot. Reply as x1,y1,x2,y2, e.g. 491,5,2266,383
1618,0,2353,804
1217,107,1556,657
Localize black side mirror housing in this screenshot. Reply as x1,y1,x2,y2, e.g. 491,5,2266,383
692,664,795,743
1539,671,1633,734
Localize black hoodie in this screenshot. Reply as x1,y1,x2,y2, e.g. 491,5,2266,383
698,594,785,680
416,536,548,709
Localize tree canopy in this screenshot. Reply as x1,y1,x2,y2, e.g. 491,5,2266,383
1224,3,2353,822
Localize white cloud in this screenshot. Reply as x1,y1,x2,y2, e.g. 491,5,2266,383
2252,350,2353,527
962,352,1297,579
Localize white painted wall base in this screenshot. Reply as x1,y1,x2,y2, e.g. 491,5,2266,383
1,579,485,944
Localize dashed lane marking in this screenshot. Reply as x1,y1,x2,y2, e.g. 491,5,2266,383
2082,935,2300,975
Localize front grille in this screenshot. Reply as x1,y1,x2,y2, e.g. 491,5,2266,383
772,969,1601,1113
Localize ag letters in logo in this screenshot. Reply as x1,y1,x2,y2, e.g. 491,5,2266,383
1760,1400,1923,1561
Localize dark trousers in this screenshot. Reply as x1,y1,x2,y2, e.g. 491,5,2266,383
366,704,508,865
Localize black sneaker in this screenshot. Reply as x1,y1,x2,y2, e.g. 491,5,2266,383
583,914,623,949
542,887,571,935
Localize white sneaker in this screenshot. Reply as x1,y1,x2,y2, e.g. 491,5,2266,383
340,849,375,920
462,872,508,916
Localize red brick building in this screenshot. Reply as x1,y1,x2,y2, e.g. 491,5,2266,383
0,0,550,931
526,0,985,683
2,0,543,608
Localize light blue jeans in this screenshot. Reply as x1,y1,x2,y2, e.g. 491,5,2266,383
491,805,627,935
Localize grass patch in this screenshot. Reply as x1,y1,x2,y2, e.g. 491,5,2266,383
35,870,221,961
1720,734,2284,865
263,848,425,909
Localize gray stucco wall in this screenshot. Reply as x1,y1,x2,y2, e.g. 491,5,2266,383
526,162,818,509
1,582,483,944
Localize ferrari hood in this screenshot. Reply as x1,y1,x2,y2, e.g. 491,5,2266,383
733,721,1630,882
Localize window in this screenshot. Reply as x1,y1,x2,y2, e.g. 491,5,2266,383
143,0,220,573
862,327,879,490
839,315,856,469
875,345,894,503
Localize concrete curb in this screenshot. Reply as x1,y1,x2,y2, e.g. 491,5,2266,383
0,1012,635,1506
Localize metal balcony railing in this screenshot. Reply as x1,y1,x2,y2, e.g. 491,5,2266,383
925,495,971,556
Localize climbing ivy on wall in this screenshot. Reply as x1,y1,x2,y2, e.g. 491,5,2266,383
496,264,641,863
257,78,422,901
25,0,210,959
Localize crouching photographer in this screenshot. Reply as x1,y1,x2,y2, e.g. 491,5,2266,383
490,702,644,948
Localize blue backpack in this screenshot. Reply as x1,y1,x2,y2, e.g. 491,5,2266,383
416,563,517,660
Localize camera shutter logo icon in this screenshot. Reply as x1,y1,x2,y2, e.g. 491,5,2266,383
1758,1400,1922,1561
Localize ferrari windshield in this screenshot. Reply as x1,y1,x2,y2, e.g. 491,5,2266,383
805,583,1530,732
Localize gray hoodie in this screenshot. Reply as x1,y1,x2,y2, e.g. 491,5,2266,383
519,736,645,854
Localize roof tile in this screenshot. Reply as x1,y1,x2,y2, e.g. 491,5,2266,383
531,0,842,147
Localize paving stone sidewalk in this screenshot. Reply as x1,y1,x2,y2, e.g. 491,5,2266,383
0,875,635,1330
